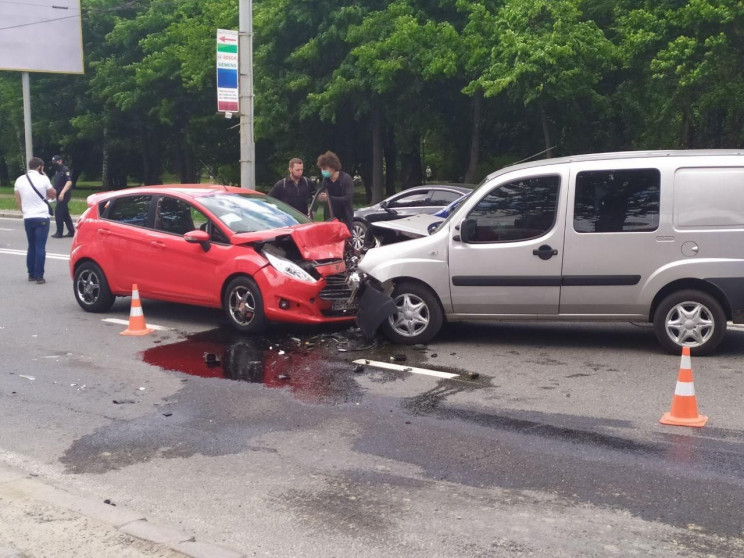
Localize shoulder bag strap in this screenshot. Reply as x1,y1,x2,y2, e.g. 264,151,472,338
26,173,53,214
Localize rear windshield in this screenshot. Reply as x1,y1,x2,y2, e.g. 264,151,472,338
198,192,311,233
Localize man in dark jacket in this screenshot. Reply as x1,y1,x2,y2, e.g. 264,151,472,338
316,151,353,233
268,158,312,215
50,155,75,238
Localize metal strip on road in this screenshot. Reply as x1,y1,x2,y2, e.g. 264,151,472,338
353,359,459,379
0,248,70,261
102,318,169,331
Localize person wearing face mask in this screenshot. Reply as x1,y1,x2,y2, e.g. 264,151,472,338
50,155,75,238
316,150,354,233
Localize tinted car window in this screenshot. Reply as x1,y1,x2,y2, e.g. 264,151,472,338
154,196,202,235
429,190,463,205
389,191,430,208
466,176,560,242
106,195,152,227
198,192,310,233
574,169,660,233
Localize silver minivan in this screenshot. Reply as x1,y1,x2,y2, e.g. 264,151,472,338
356,150,744,354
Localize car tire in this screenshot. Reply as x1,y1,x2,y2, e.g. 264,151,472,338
223,276,266,333
351,220,368,252
653,289,726,356
382,281,444,344
73,261,115,313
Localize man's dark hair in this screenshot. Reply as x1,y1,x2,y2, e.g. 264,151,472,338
288,157,303,168
316,151,341,172
28,157,44,170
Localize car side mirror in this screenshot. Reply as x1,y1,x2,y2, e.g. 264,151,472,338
380,200,397,214
458,218,477,243
427,221,442,235
184,229,211,252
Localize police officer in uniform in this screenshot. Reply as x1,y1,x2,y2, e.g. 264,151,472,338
50,155,75,238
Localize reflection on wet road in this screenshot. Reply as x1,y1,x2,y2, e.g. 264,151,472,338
140,328,369,405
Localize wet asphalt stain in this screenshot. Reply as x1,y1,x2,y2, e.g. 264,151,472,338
62,327,488,475
273,471,408,541
59,376,349,474
352,402,744,539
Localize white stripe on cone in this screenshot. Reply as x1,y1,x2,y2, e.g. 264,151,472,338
675,381,695,397
680,354,691,369
130,306,144,317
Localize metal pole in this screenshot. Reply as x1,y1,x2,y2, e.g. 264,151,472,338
22,72,33,167
239,0,255,189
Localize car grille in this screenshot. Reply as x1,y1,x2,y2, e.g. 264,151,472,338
319,274,352,301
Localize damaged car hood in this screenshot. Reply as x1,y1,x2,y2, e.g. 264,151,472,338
230,221,350,260
370,213,444,238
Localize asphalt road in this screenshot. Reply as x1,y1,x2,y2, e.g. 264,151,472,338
1,215,744,557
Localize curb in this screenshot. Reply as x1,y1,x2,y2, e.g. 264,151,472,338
0,462,245,558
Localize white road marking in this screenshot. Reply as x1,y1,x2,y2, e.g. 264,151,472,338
0,248,69,260
353,359,459,379
102,318,169,331
0,228,13,231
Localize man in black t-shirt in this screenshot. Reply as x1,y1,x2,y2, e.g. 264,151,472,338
268,158,312,215
316,151,354,233
50,155,75,238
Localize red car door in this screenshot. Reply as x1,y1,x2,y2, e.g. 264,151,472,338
143,195,237,306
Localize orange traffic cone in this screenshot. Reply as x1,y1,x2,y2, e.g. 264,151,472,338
660,346,708,427
121,284,154,336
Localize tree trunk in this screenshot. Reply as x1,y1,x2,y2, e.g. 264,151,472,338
464,90,482,184
400,147,423,189
539,102,553,158
371,104,384,204
140,122,162,185
384,122,397,197
101,127,110,189
0,156,9,186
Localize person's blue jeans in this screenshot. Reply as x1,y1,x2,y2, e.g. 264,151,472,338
24,217,50,279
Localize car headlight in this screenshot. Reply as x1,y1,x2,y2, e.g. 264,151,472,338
263,251,317,283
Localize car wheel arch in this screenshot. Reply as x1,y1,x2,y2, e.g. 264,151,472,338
648,278,732,323
385,276,447,317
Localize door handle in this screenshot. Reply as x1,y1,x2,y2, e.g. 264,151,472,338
532,244,558,260
150,241,166,249
97,229,111,237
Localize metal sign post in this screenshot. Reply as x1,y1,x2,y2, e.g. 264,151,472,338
22,72,32,167
238,0,255,189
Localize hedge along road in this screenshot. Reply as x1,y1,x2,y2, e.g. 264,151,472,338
1,215,744,557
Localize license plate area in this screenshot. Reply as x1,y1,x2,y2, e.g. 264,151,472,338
332,299,359,311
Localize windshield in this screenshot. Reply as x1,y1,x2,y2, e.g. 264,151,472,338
198,192,311,233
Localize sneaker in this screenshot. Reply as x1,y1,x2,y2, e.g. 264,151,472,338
28,276,36,282
36,278,46,284
51,234,63,238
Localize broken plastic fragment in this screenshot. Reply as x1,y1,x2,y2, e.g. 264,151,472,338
19,375,35,381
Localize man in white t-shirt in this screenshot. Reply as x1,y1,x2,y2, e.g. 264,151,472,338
14,157,57,284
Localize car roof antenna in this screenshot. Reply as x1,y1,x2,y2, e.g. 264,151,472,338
512,145,559,166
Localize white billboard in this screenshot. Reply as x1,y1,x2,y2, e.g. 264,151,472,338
0,0,84,74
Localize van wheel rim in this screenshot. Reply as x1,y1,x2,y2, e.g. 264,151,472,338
76,270,100,305
351,223,365,251
665,301,715,347
229,286,256,325
389,293,429,337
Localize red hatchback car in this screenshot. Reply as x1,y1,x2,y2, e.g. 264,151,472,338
69,185,356,331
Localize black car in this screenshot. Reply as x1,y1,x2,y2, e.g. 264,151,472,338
350,185,471,250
